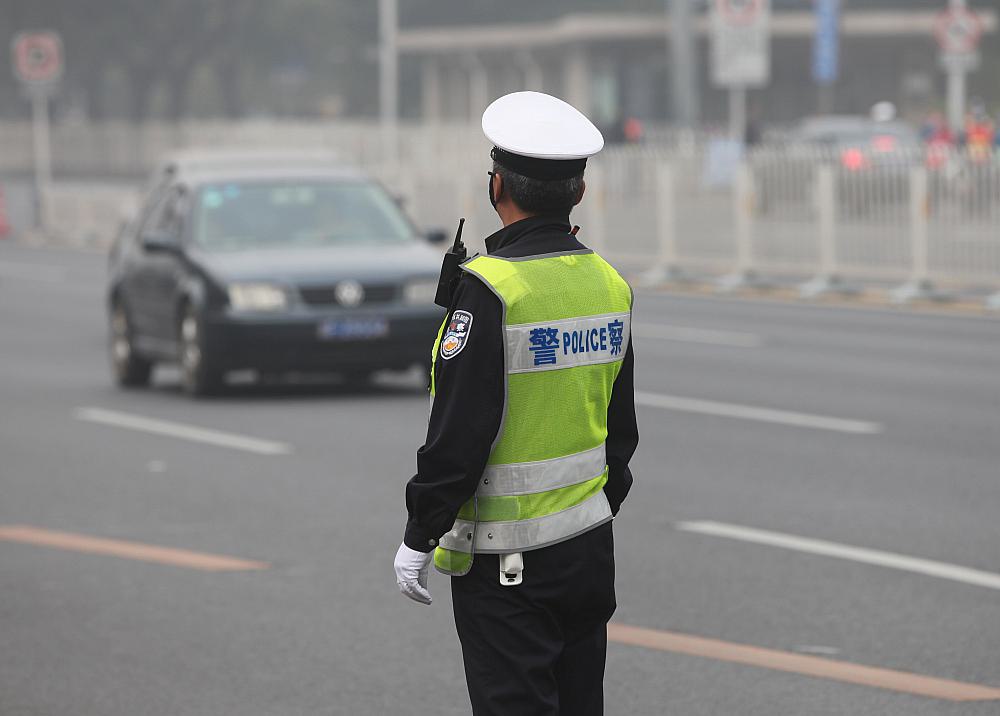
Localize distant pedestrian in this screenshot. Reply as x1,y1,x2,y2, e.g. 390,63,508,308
921,111,954,170
965,104,996,164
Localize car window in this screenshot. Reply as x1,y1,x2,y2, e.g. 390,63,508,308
830,129,920,152
796,120,920,151
191,181,416,252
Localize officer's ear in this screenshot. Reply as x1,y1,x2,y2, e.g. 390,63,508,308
493,171,504,201
574,179,586,207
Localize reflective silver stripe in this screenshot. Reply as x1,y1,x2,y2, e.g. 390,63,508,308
479,444,606,496
438,521,477,554
439,490,613,554
507,312,631,374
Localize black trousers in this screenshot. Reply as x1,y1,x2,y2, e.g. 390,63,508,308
450,522,616,716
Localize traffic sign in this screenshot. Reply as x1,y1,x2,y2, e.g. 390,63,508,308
935,3,982,134
11,31,63,86
934,6,982,55
812,0,841,85
711,0,771,88
10,31,61,233
718,0,761,25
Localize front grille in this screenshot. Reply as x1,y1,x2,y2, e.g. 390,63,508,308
299,283,398,306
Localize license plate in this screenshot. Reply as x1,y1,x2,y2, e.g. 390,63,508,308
317,318,389,341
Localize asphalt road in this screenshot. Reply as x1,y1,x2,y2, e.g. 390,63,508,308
2,243,999,716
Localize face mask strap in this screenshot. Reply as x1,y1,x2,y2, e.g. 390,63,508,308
488,171,498,209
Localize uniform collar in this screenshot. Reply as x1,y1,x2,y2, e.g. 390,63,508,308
484,214,572,254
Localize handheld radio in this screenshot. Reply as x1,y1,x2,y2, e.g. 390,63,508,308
433,218,467,308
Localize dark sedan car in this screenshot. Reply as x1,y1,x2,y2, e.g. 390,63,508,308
107,152,446,395
753,117,923,218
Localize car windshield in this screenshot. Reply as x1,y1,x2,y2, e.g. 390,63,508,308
192,180,415,251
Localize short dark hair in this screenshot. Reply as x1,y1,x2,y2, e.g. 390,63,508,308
494,161,584,216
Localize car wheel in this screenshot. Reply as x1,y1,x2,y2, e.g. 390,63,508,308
110,302,153,388
179,307,223,396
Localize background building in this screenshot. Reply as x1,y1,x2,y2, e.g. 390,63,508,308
0,0,997,124
398,4,999,127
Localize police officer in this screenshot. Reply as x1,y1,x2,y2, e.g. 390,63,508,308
393,91,638,716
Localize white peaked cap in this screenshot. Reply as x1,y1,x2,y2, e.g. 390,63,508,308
482,91,604,161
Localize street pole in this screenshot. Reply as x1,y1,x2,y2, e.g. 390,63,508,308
31,89,53,232
11,31,63,235
945,0,968,135
729,86,746,142
378,0,399,165
946,67,965,133
465,53,488,122
669,0,699,128
817,84,833,114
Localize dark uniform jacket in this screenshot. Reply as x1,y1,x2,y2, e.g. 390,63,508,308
404,214,638,553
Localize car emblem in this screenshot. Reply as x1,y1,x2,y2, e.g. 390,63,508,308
335,280,365,307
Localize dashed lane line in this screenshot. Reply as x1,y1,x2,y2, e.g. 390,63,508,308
635,392,883,434
607,623,1000,702
0,525,268,571
676,521,1000,591
75,406,292,455
633,323,763,348
0,261,67,283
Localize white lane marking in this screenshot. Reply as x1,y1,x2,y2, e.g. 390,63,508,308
75,407,292,456
635,392,882,434
633,323,762,348
0,262,67,283
676,521,1000,591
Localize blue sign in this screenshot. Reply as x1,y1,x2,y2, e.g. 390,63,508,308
812,0,840,85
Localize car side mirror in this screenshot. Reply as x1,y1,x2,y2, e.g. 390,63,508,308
426,228,448,245
141,230,179,254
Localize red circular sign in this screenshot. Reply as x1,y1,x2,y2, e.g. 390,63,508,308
11,32,63,84
717,0,762,26
934,8,982,54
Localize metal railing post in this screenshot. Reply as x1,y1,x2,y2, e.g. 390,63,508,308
716,160,764,292
641,160,685,285
735,162,752,273
890,166,941,303
799,164,856,297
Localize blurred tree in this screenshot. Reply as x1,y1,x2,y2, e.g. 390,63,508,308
0,0,994,121
0,0,370,121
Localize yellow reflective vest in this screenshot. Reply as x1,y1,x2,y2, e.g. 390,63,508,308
431,249,632,576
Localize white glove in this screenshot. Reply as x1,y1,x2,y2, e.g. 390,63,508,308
394,542,433,605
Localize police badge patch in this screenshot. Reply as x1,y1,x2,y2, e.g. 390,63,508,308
440,310,473,360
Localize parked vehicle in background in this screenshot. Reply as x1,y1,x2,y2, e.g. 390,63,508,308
752,116,924,218
107,151,446,396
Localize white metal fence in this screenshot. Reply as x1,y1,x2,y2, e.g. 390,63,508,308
45,183,142,247
3,121,998,304
562,144,998,302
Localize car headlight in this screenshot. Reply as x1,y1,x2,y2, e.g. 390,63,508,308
228,283,289,311
403,279,438,305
